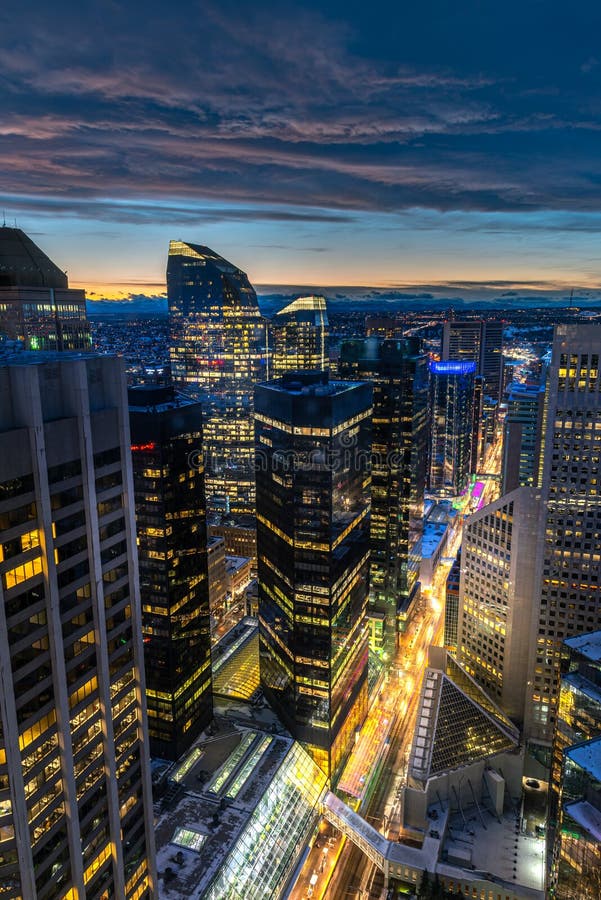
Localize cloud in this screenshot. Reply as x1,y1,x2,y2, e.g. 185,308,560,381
0,0,601,223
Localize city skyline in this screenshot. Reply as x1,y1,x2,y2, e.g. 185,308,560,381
3,1,601,300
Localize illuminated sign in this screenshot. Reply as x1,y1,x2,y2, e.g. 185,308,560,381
131,442,157,452
429,361,477,375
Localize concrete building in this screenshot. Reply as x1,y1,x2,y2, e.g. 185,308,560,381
502,381,545,494
207,535,227,619
456,487,540,728
526,324,601,746
0,353,155,899
0,226,90,352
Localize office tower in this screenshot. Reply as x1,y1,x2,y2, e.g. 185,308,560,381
0,226,91,351
255,371,371,779
339,337,428,657
526,324,601,746
365,314,402,338
443,550,461,651
456,487,540,727
471,374,485,472
167,241,267,517
207,535,227,626
269,295,329,376
128,383,212,760
479,319,504,403
428,360,476,495
0,353,155,899
549,631,601,899
501,381,545,493
442,317,503,402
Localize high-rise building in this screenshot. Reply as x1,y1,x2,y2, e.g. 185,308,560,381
0,353,155,899
443,550,461,652
456,487,540,727
428,360,476,496
501,381,545,493
441,317,503,403
255,371,371,779
549,631,601,899
0,226,91,351
128,383,212,761
525,324,601,745
167,241,267,517
479,319,504,403
269,295,329,377
339,337,428,657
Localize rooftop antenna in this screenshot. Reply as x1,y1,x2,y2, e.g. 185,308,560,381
569,288,574,309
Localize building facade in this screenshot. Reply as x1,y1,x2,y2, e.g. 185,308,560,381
128,384,212,761
167,241,267,517
339,337,428,656
456,487,540,728
441,317,503,403
0,226,90,352
255,371,372,780
502,381,545,494
549,632,601,899
428,360,476,496
526,324,601,745
269,295,329,377
0,353,155,899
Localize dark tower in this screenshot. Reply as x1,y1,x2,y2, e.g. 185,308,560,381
129,384,212,760
339,337,429,655
255,371,371,780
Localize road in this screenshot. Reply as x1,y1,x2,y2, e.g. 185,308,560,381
292,439,503,900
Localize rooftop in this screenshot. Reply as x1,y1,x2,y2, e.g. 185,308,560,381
0,226,69,288
154,715,326,899
566,735,601,781
409,665,519,784
563,799,601,843
564,629,601,663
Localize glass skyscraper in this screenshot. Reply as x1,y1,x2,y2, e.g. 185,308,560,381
339,337,428,657
428,360,476,496
167,241,267,517
269,295,329,377
128,384,213,761
255,371,372,780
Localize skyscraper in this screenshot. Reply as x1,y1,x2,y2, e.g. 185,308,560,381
269,295,329,377
128,383,212,761
428,360,476,496
339,337,428,657
0,353,155,899
456,486,540,727
255,371,371,779
167,241,267,517
501,380,545,493
0,226,91,352
526,324,601,745
442,317,503,403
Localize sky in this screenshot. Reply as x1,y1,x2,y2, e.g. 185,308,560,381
2,0,601,303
